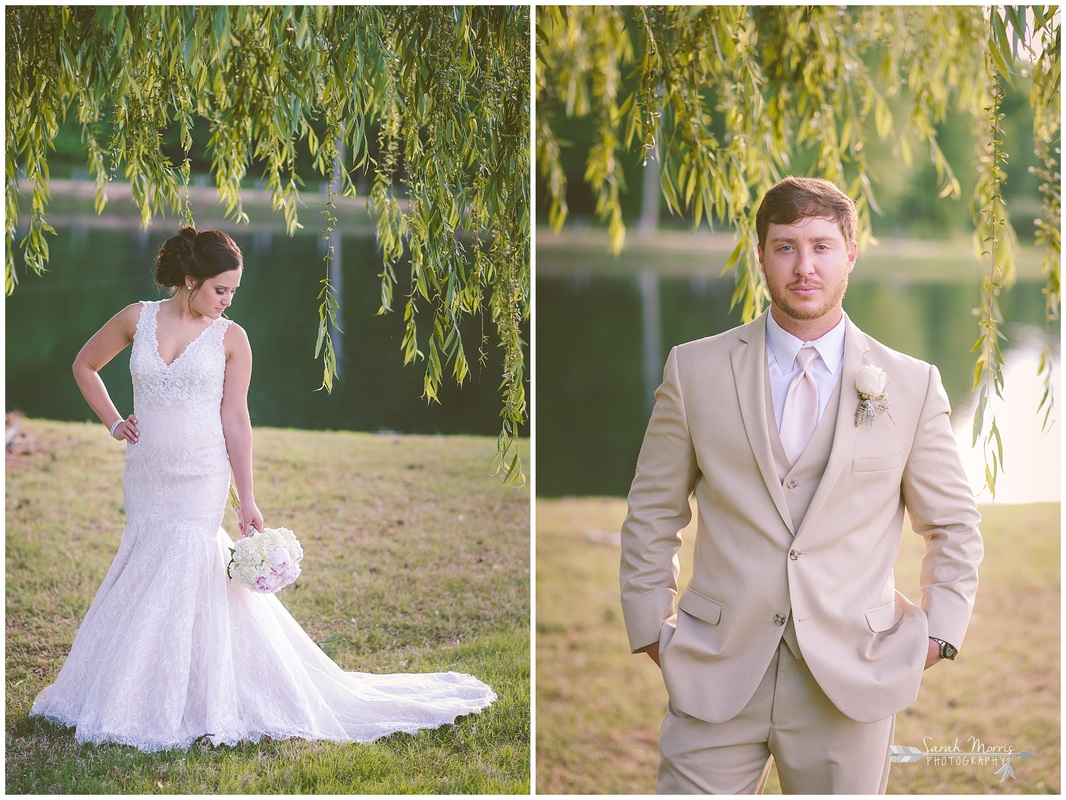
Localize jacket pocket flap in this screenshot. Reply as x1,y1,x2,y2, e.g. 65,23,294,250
865,600,903,632
678,590,723,624
852,454,903,473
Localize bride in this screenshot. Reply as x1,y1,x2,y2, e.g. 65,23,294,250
30,226,496,752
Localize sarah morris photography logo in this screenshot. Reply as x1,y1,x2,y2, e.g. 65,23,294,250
892,736,1035,782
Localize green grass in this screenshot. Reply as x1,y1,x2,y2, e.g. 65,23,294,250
536,497,1059,794
6,419,530,794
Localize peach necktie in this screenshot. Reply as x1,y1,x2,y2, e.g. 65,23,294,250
781,347,820,466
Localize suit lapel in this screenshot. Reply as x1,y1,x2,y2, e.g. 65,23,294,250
795,317,870,539
731,314,793,534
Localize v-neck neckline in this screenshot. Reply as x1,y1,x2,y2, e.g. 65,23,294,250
152,302,216,369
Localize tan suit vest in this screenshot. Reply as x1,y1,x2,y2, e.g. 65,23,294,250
766,375,843,658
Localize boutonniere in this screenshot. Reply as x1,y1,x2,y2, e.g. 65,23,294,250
855,364,892,426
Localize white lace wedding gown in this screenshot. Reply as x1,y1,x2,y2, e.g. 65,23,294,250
30,300,496,752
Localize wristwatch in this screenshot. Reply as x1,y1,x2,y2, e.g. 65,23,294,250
930,637,958,661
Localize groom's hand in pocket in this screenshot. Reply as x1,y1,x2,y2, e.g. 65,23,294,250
923,637,941,670
642,641,661,668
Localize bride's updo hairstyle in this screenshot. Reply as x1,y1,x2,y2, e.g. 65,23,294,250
154,226,243,295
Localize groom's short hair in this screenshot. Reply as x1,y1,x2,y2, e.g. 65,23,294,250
756,177,858,248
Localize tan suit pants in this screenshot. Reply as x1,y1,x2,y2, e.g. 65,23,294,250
657,641,895,794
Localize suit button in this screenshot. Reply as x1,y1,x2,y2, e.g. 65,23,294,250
774,614,787,626
787,479,798,489
789,549,799,560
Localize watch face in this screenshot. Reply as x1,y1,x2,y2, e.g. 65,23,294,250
943,642,958,660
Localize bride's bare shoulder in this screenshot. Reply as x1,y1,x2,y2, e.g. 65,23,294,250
222,320,251,356
112,302,147,338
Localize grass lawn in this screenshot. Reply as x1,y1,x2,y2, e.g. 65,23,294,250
6,418,530,794
536,497,1059,794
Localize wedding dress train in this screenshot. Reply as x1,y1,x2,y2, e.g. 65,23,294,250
30,300,496,751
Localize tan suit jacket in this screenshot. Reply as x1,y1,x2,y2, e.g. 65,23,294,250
620,313,982,725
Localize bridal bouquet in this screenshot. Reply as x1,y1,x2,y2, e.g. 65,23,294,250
227,526,303,594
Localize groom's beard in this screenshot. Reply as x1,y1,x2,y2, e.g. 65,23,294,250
765,272,849,324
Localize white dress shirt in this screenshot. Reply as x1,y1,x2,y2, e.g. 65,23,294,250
765,311,847,431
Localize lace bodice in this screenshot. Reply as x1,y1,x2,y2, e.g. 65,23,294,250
130,300,231,427
125,300,233,528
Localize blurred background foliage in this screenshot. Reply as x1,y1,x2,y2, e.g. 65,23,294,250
539,48,1042,241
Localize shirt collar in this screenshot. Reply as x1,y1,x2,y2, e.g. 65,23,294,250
765,310,847,375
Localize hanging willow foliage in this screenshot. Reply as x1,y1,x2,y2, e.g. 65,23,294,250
537,5,1060,496
6,5,530,483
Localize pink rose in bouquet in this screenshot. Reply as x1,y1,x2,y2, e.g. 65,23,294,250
227,527,303,593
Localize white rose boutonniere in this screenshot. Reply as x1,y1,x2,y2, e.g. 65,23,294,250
855,364,892,426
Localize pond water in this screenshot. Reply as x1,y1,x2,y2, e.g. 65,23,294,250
536,269,1059,501
7,222,1058,503
6,224,526,438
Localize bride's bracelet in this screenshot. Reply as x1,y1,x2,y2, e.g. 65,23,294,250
109,418,124,437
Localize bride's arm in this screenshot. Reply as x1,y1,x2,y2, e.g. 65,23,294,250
73,303,141,443
221,323,262,535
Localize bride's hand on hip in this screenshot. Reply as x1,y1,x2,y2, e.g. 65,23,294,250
238,500,264,537
111,414,139,444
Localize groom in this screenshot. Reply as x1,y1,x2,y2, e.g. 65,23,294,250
619,177,983,794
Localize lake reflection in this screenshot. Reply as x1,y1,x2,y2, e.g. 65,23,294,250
952,325,1061,504
6,225,525,437
536,270,1057,499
